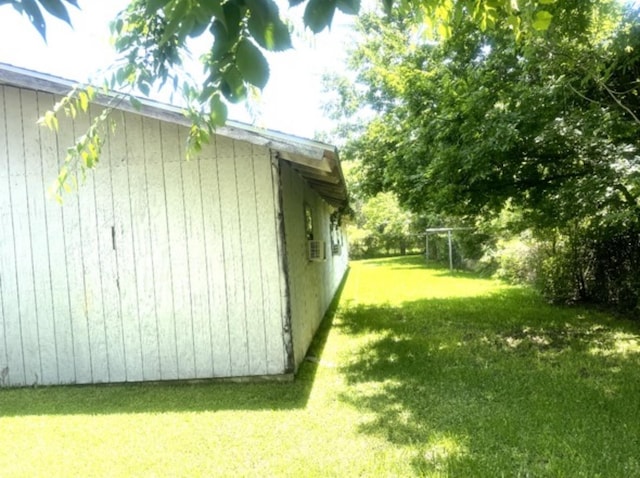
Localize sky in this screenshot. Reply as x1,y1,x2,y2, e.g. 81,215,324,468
0,0,357,139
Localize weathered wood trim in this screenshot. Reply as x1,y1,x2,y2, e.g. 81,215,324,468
271,151,295,373
277,158,350,372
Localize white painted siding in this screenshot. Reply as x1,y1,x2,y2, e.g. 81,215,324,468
0,85,290,386
279,160,349,369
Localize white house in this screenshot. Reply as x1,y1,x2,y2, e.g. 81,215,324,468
0,63,348,387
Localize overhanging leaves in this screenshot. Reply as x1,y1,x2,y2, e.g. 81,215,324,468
221,65,247,102
209,93,228,126
7,0,78,40
144,0,171,13
304,0,337,33
331,2,634,232
337,0,360,15
246,0,292,51
533,10,553,31
15,0,575,201
235,38,270,89
38,0,72,25
18,0,47,39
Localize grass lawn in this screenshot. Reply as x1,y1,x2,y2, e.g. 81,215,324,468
1,256,640,477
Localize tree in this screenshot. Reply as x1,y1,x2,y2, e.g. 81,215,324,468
335,1,633,225
7,0,562,128
330,1,640,308
360,192,415,255
2,0,566,197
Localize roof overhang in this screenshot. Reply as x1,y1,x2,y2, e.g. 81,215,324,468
0,62,347,208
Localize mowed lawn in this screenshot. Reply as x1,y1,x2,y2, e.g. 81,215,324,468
1,256,640,477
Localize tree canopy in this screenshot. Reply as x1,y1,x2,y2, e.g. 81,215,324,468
336,0,638,228
2,0,569,198
327,0,640,308
8,0,640,308
8,0,562,128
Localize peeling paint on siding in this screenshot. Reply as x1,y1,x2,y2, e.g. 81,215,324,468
0,85,292,386
271,152,295,373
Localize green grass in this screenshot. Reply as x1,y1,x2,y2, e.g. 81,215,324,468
1,255,640,477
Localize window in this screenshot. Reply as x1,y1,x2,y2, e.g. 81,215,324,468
304,203,314,240
305,203,326,261
330,213,342,255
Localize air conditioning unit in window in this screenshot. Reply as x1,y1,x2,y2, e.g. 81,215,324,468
308,240,326,262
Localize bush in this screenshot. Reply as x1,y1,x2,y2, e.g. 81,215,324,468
536,250,580,304
478,231,539,284
532,224,640,311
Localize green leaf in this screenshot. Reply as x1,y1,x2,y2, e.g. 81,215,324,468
246,0,292,51
303,0,337,33
221,0,243,38
210,20,235,59
187,14,210,38
538,0,556,4
160,0,190,44
199,85,218,103
236,38,270,89
21,0,46,40
247,15,292,51
39,110,59,131
176,13,196,40
381,0,393,15
532,10,553,31
78,91,89,112
64,101,76,118
207,2,243,59
38,0,71,24
437,22,451,38
138,82,151,97
336,0,360,15
129,96,142,110
115,68,126,86
209,94,228,127
245,0,275,26
221,66,247,103
506,14,520,29
199,0,224,21
110,17,123,35
144,0,172,13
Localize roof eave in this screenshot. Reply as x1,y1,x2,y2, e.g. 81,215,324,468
0,62,348,208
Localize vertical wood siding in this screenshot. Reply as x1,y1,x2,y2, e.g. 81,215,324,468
279,160,349,369
0,85,288,386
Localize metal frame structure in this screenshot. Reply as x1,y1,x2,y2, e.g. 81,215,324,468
425,227,472,271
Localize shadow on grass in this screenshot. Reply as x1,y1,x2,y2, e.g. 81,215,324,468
0,269,350,418
361,254,449,272
366,255,492,281
336,287,640,476
362,254,427,268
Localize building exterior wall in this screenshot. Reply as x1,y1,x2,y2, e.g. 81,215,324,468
279,159,349,370
0,85,290,387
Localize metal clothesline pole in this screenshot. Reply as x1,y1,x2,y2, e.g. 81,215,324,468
424,227,473,271
448,229,453,271
425,234,429,261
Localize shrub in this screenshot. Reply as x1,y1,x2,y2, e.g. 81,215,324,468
478,231,539,284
